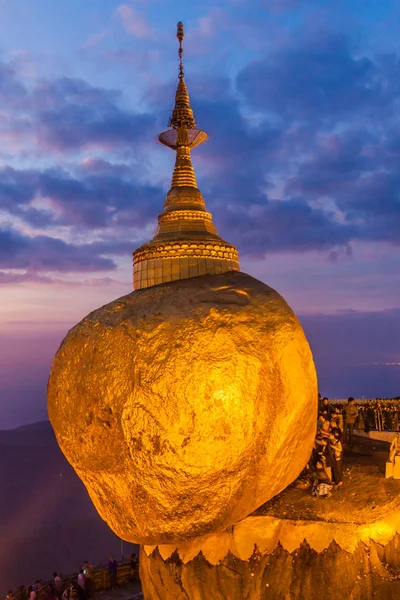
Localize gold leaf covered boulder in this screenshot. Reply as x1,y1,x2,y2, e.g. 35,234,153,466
48,271,317,545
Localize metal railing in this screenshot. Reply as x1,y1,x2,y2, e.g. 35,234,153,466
64,562,137,588
14,562,139,597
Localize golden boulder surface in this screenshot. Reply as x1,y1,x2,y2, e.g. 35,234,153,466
47,271,317,545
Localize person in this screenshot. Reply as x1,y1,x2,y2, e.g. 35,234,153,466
5,590,14,600
333,406,344,432
356,408,365,431
344,397,359,448
329,432,343,486
389,432,400,463
318,414,331,439
62,587,76,600
43,586,56,600
313,431,333,481
77,570,85,600
129,553,139,582
15,586,28,600
330,418,342,442
61,588,69,600
321,397,332,419
29,583,41,600
393,411,399,432
313,432,327,465
52,575,62,600
33,583,42,600
107,556,118,590
321,437,334,482
311,461,333,497
82,562,95,599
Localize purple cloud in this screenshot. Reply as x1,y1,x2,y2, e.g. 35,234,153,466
33,77,155,151
0,61,28,110
0,162,163,229
0,271,54,285
0,58,156,155
237,33,389,121
0,23,398,269
222,198,355,255
0,227,116,272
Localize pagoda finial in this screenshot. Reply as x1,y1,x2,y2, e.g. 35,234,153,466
158,21,207,189
177,21,184,80
168,21,197,131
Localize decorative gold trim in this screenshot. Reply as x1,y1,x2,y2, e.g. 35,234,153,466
159,211,213,222
133,242,239,264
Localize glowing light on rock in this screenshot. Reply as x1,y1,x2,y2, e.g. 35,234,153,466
48,272,317,544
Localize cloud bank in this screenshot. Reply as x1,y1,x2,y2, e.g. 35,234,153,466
0,6,398,285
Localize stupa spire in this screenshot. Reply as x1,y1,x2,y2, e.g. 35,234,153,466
159,22,207,191
132,22,239,290
170,21,196,129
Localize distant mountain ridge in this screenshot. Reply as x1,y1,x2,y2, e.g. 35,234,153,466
0,420,137,592
12,420,53,432
0,421,54,448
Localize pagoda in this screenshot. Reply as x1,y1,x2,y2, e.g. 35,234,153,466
132,22,239,290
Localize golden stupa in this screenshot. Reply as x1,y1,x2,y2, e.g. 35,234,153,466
133,22,239,290
48,23,317,546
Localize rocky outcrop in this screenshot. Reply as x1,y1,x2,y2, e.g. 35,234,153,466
48,271,317,545
140,537,400,600
139,511,400,599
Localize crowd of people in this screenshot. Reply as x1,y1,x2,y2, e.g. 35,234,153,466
4,554,139,600
309,396,359,498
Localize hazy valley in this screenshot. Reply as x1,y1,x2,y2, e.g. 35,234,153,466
0,421,138,592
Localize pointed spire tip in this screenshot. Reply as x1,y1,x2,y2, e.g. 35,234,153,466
177,22,184,79
177,21,184,43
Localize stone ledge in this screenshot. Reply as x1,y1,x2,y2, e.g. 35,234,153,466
140,535,400,600
143,512,400,564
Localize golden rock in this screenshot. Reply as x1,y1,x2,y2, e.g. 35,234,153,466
47,271,317,545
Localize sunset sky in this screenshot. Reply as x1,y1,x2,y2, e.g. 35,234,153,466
0,0,399,428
